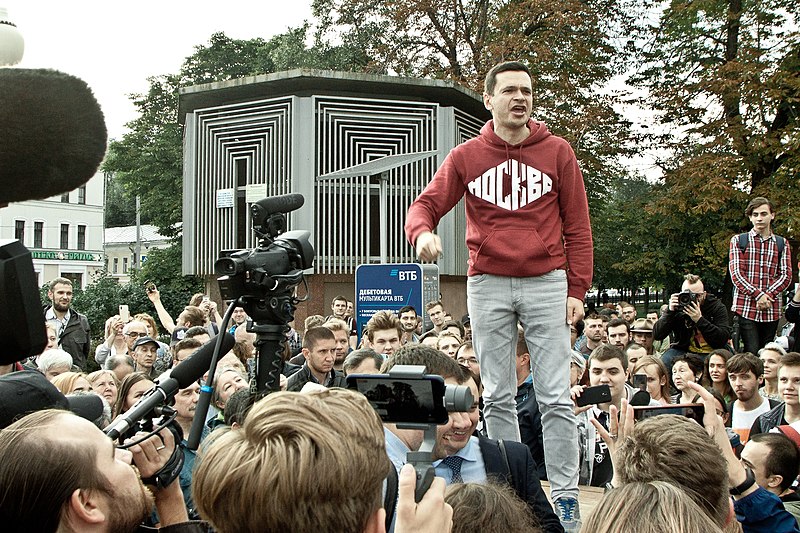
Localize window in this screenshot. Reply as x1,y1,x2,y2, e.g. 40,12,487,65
77,225,86,250
60,224,69,249
14,220,24,243
78,186,86,205
113,258,119,274
62,273,82,289
34,222,43,248
61,193,69,203
122,257,128,274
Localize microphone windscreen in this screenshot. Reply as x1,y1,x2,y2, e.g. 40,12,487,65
171,333,236,389
252,193,305,216
630,390,652,407
0,69,107,203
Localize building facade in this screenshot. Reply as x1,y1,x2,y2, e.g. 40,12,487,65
179,70,490,322
104,224,170,283
1,171,104,289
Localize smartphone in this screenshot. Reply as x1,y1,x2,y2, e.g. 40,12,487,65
346,373,448,424
632,374,647,391
575,384,612,407
118,304,130,323
633,403,705,427
144,280,157,293
202,295,210,303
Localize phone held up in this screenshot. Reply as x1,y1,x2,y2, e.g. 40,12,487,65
633,403,705,427
575,384,612,407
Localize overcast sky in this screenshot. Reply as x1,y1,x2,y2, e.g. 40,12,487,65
3,1,313,140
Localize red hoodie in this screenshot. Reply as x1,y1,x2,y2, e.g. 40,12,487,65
405,119,593,300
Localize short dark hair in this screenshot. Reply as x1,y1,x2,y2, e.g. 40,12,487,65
303,327,336,350
224,389,257,427
727,352,763,377
343,348,384,375
781,352,800,369
398,305,417,316
745,196,774,216
484,61,531,95
172,337,202,360
749,433,800,491
673,355,705,381
426,300,444,312
331,295,348,305
442,319,465,338
185,326,209,339
589,343,627,371
382,344,465,380
606,318,630,334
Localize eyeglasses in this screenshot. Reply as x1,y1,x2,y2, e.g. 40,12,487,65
126,332,148,338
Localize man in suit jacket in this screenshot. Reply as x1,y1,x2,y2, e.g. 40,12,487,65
382,344,563,533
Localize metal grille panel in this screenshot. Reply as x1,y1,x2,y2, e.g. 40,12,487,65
315,96,439,273
451,109,485,275
188,98,293,275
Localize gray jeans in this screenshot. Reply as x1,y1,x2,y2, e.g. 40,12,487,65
468,270,579,500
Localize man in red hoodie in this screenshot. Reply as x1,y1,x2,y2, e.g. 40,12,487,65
405,60,593,531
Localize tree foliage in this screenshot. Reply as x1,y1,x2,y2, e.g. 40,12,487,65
40,241,204,341
631,1,800,279
103,28,369,239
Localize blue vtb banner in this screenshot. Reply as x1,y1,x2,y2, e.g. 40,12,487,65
355,263,423,339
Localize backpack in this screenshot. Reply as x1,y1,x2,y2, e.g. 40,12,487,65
738,233,785,261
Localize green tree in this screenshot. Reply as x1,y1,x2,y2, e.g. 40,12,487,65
632,0,800,260
104,172,139,228
313,0,644,210
104,28,371,238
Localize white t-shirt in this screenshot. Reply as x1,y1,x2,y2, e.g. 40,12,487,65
731,399,771,443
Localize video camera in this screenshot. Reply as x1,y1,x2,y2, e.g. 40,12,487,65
215,193,313,324
347,365,474,502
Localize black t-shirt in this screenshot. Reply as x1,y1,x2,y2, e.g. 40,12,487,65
590,410,613,487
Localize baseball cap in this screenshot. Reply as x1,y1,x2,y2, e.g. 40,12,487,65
132,336,160,350
630,318,654,334
773,422,800,450
461,314,471,326
0,370,104,429
570,350,586,371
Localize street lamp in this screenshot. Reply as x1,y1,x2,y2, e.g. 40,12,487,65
0,7,24,66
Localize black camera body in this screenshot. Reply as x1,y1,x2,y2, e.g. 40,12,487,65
677,290,698,311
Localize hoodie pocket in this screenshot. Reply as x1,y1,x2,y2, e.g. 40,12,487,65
472,229,554,273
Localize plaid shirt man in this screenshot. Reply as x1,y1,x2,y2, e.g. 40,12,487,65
729,229,792,322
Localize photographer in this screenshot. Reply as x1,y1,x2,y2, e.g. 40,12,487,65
653,274,731,376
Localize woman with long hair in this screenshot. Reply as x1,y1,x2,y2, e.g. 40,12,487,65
632,356,672,405
704,349,735,405
112,371,155,419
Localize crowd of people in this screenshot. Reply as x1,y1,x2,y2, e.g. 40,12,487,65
2,60,800,533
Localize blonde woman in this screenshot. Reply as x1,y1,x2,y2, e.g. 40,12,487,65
581,481,723,533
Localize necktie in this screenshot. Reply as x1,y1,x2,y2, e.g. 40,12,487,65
442,455,464,483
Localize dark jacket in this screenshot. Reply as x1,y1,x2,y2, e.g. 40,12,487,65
652,294,731,352
477,436,564,533
750,400,787,436
45,306,91,370
516,382,547,480
785,300,799,351
285,364,345,391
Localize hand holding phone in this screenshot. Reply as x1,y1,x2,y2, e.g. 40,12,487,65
575,384,612,407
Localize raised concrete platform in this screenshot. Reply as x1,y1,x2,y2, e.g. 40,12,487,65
541,481,606,520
